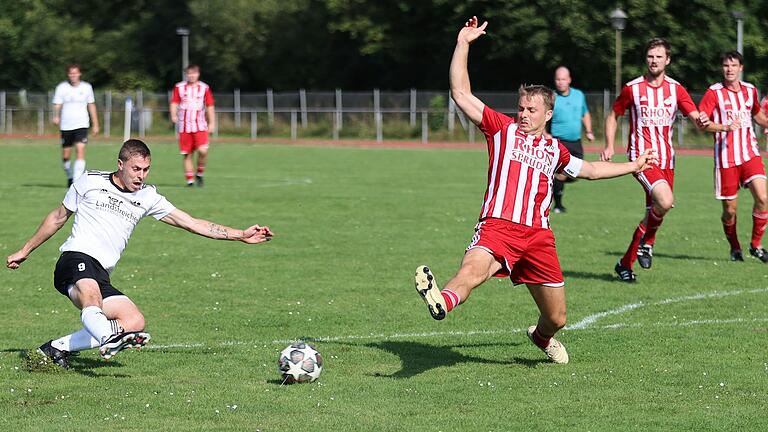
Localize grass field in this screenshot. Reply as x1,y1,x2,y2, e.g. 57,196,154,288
1,138,767,431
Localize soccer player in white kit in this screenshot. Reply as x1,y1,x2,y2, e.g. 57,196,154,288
698,51,768,262
414,16,657,364
52,64,100,186
6,140,273,369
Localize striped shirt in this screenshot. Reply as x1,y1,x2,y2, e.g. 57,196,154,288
699,81,761,168
613,76,696,169
171,81,215,133
478,106,583,229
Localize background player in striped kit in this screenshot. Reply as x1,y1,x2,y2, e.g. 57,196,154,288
52,64,100,186
698,51,768,262
170,64,216,186
414,16,658,364
602,38,709,282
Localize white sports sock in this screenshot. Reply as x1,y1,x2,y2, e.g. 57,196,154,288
80,306,113,344
62,160,72,179
73,159,86,181
51,328,100,352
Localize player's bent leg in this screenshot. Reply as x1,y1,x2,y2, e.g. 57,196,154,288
98,296,150,359
415,248,501,320
637,182,674,269
525,284,569,364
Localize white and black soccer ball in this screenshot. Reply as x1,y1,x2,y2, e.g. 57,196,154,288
277,342,323,384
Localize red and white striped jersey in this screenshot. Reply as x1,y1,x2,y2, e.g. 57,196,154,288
478,106,583,229
171,81,215,133
613,76,696,169
698,81,761,169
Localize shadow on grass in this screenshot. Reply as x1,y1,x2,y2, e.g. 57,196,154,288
331,340,546,379
562,270,616,282
603,250,710,261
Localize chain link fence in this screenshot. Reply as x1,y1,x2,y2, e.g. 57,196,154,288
0,88,740,147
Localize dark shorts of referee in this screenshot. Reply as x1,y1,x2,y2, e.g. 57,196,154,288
60,128,89,148
53,251,125,299
557,138,584,160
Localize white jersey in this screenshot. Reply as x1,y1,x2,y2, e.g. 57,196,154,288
52,81,96,131
60,171,176,273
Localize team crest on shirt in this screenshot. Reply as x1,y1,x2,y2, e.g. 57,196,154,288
663,96,674,106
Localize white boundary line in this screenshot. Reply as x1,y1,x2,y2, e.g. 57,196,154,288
147,287,768,350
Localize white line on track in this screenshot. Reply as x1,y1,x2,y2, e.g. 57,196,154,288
147,287,768,350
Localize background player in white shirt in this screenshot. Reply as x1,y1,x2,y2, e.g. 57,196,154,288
414,16,657,364
6,140,273,369
52,64,100,186
698,51,768,262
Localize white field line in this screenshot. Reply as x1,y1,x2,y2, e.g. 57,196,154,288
567,287,768,330
147,287,768,350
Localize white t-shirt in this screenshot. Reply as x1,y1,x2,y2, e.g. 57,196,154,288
60,171,176,273
52,81,96,131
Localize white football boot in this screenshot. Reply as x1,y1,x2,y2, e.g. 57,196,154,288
414,265,447,320
527,326,569,364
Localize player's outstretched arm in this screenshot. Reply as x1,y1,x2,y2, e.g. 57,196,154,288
160,208,273,244
450,16,488,125
577,149,658,180
6,205,72,269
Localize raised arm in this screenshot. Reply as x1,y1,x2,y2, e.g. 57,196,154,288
578,149,657,180
160,208,273,244
450,16,488,125
6,205,72,269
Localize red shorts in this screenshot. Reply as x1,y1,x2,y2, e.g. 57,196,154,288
714,156,766,200
466,218,564,287
179,131,209,154
634,165,675,207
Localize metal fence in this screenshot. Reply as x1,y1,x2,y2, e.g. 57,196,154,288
0,88,731,147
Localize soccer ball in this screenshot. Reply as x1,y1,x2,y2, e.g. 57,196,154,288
277,342,323,384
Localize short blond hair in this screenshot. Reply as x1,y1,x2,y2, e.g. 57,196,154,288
519,85,555,111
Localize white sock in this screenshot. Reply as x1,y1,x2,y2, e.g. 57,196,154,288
80,306,113,344
52,328,100,352
73,159,86,181
63,160,72,179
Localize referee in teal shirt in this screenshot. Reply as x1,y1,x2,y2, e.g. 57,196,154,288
551,66,594,213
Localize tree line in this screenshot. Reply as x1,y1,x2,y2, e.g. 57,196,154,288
1,0,765,93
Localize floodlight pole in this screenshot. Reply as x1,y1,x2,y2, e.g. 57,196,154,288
176,27,190,82
732,11,744,80
610,8,628,97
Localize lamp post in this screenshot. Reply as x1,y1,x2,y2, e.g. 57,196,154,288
610,8,628,97
732,10,744,80
176,27,190,82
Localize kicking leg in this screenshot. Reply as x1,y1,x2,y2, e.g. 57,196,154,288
525,284,569,364
415,248,502,320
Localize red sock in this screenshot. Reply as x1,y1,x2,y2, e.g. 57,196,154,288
751,211,768,249
196,164,205,177
641,208,664,246
723,217,741,251
531,327,551,349
185,171,194,183
441,289,460,313
620,223,646,269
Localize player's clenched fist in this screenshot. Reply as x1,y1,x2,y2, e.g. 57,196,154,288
240,225,274,244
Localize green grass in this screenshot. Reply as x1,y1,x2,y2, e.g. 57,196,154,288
1,138,767,431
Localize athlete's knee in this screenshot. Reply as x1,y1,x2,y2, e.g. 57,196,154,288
545,310,567,331
120,312,145,332
721,205,737,221
71,282,102,308
653,196,674,214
